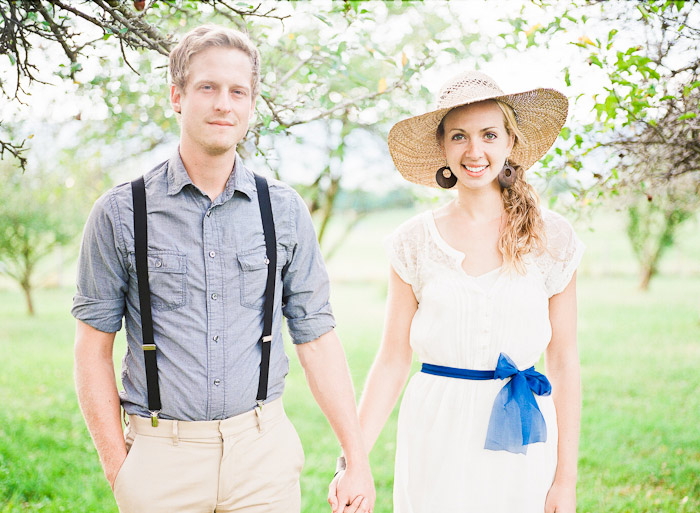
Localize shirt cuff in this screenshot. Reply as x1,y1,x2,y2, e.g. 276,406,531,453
286,309,336,345
71,294,124,333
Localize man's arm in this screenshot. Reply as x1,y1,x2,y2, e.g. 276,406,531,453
295,330,375,513
74,319,126,490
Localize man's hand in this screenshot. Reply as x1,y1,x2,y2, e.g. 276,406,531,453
107,453,128,491
328,463,375,513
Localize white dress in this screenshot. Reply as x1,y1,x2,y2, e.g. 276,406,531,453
385,209,585,513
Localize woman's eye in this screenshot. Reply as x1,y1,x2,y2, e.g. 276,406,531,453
485,132,497,140
451,133,464,141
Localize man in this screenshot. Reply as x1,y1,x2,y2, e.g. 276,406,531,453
72,24,374,513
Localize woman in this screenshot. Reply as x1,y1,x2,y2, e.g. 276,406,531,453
330,71,583,513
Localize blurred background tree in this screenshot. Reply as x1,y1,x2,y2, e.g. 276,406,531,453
1,0,698,300
500,0,699,288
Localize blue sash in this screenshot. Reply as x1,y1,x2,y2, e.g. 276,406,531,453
421,353,552,454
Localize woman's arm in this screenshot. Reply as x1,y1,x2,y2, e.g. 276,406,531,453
328,266,416,512
544,271,581,513
357,266,417,452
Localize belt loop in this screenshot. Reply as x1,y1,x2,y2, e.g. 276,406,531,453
172,420,179,446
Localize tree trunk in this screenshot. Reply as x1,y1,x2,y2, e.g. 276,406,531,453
639,265,654,291
21,281,35,316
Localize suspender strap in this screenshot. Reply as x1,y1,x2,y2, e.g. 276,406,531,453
254,174,277,404
129,173,276,417
131,177,162,414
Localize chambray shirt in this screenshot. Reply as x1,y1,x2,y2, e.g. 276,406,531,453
71,149,335,421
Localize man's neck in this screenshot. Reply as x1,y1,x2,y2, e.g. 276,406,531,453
179,141,237,201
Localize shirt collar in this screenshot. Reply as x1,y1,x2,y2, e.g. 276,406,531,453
166,147,254,200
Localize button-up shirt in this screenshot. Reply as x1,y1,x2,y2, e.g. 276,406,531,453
71,149,335,421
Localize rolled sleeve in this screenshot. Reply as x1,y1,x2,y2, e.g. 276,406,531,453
71,191,128,333
282,192,335,344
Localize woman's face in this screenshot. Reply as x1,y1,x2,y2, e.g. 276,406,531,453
440,101,515,190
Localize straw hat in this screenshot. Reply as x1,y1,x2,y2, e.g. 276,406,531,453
387,70,568,188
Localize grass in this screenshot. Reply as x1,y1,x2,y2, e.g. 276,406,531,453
1,207,699,512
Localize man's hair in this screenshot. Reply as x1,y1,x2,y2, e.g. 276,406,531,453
169,24,261,97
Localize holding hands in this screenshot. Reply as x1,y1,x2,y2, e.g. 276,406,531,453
328,456,375,513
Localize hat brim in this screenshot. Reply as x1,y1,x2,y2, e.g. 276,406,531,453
387,88,568,188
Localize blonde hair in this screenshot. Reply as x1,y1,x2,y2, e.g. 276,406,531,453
436,100,546,274
169,24,261,97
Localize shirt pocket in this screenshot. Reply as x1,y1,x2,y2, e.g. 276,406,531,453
129,251,187,311
237,246,286,310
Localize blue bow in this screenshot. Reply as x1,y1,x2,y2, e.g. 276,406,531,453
484,353,552,454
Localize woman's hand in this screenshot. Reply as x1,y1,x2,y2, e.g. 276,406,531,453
328,469,373,513
544,479,576,513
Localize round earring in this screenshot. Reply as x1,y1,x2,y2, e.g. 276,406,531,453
498,160,517,189
436,166,457,189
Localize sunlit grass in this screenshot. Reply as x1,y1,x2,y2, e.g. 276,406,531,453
1,208,698,512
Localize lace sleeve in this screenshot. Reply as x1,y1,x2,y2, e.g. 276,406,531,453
383,215,424,286
541,209,585,297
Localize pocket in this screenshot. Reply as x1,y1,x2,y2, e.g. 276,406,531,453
130,251,187,311
112,432,138,495
237,246,286,310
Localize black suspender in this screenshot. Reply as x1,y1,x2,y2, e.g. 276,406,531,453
253,174,277,405
131,176,162,426
130,173,277,426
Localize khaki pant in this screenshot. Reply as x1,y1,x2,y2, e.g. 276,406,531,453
113,398,304,513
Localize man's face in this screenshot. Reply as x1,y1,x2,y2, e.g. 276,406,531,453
170,46,256,157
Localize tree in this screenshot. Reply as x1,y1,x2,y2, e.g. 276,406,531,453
1,1,488,252
499,0,700,287
0,153,87,314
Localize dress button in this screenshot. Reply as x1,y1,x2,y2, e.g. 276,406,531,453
213,335,219,342
155,259,162,268
211,293,218,300
209,251,216,258
214,379,221,386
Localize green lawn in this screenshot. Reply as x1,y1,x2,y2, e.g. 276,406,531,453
1,207,699,512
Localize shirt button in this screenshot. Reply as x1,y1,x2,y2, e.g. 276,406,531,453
155,259,162,268
211,293,218,300
213,335,219,342
214,379,221,386
209,251,216,258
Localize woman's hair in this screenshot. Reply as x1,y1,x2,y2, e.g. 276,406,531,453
169,24,261,97
494,100,545,274
436,100,546,273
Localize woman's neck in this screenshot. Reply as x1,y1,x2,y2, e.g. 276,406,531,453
452,182,505,222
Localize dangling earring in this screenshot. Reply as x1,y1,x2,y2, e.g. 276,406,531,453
498,159,517,189
436,166,457,189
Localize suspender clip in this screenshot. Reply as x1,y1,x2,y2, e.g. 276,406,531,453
150,410,161,427
255,401,264,432
262,335,272,343
142,344,156,351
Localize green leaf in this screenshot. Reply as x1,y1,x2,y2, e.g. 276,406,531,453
314,14,332,26
678,112,697,120
564,67,571,87
560,126,571,140
8,53,15,65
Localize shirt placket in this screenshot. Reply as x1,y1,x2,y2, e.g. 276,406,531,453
204,202,226,419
